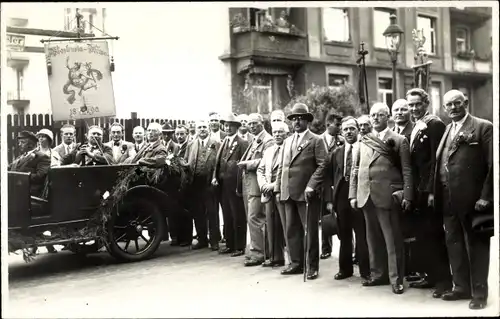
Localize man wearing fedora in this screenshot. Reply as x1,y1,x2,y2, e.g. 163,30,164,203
161,122,178,155
432,90,493,310
212,113,249,257
9,131,51,198
237,113,275,266
324,116,370,281
275,103,327,280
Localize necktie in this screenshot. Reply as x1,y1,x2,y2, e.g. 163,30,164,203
451,122,458,139
397,127,401,134
292,134,299,156
201,140,205,148
345,144,352,181
272,145,281,167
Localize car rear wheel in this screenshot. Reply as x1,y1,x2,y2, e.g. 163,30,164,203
105,197,164,262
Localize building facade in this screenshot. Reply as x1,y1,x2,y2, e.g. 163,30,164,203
220,6,493,122
4,5,106,116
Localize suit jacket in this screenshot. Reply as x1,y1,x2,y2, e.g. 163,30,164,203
349,130,413,209
257,143,282,192
410,115,445,194
213,134,249,191
9,149,51,196
176,141,189,158
393,121,415,142
433,114,493,215
210,130,228,143
53,142,77,159
61,143,114,166
163,139,178,155
126,139,168,168
275,130,327,202
320,132,345,154
240,130,275,196
239,132,255,144
324,144,350,210
185,137,220,184
104,140,136,164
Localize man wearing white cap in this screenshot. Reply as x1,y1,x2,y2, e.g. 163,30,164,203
208,112,227,143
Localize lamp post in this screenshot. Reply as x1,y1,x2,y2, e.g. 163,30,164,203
383,14,404,101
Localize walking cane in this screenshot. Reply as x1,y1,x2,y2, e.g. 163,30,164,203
262,223,268,263
303,201,309,282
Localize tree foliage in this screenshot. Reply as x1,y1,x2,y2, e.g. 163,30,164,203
284,84,361,134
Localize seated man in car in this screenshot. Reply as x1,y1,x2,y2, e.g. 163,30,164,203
8,131,51,198
125,122,168,167
61,125,113,166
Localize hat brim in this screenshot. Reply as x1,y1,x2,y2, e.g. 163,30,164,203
287,112,314,122
220,120,241,128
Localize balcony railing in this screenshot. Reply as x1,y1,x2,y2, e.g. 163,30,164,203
452,56,492,74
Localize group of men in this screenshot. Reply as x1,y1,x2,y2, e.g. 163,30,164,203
8,87,492,310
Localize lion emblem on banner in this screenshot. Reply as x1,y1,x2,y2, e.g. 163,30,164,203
63,56,103,104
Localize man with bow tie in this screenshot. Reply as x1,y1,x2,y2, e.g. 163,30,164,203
53,124,77,160
104,122,136,164
349,102,413,294
61,126,113,166
185,120,222,250
237,113,275,266
319,112,345,260
257,121,289,268
404,88,451,299
275,103,327,280
175,125,189,158
432,90,493,310
212,113,249,257
132,126,146,152
9,131,51,197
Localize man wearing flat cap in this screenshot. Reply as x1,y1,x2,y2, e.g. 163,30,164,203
212,113,249,257
9,131,51,198
275,103,328,280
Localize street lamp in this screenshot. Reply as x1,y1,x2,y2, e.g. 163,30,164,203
383,13,404,101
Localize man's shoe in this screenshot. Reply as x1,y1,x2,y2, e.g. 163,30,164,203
334,272,353,280
244,258,264,267
409,279,435,289
307,269,319,280
392,283,404,294
281,265,303,275
406,272,424,282
219,238,226,244
432,287,451,299
469,297,487,310
262,260,285,268
230,250,245,257
219,247,233,254
192,242,208,250
210,245,219,251
362,278,390,287
360,274,371,281
441,290,472,301
320,252,331,259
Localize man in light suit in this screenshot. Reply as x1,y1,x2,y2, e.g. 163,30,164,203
105,122,136,164
275,103,327,280
237,113,275,266
324,116,370,281
257,121,289,268
319,112,345,260
185,120,222,250
212,113,249,257
405,88,452,298
132,126,146,152
432,90,493,310
209,112,227,143
53,124,77,159
349,102,413,294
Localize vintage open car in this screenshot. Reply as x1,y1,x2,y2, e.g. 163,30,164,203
7,162,189,262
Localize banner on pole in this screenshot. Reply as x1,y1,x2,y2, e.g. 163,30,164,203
45,41,116,121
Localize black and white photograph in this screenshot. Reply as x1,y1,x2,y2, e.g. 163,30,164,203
1,1,498,317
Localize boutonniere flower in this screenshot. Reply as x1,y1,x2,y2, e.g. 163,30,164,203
256,139,262,144
166,153,174,165
209,143,216,149
336,139,344,147
456,132,475,145
385,138,396,148
415,121,428,132
229,141,238,155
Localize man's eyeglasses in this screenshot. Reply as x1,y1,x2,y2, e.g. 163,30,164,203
444,100,464,108
370,113,388,118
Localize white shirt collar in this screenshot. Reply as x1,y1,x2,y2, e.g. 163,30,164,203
254,129,265,142
373,126,390,140
226,134,237,145
453,113,469,129
295,129,309,144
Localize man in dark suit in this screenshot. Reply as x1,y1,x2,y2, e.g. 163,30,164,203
185,120,222,250
53,124,77,160
238,113,275,266
275,103,327,280
324,116,370,281
349,102,413,294
126,122,168,167
405,88,452,298
61,126,113,166
212,113,249,257
391,99,414,140
319,113,345,259
162,122,178,155
432,90,493,310
9,131,51,197
257,121,289,268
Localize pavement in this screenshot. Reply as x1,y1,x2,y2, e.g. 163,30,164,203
5,226,500,318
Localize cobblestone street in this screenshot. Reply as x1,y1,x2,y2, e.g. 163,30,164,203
6,229,499,318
